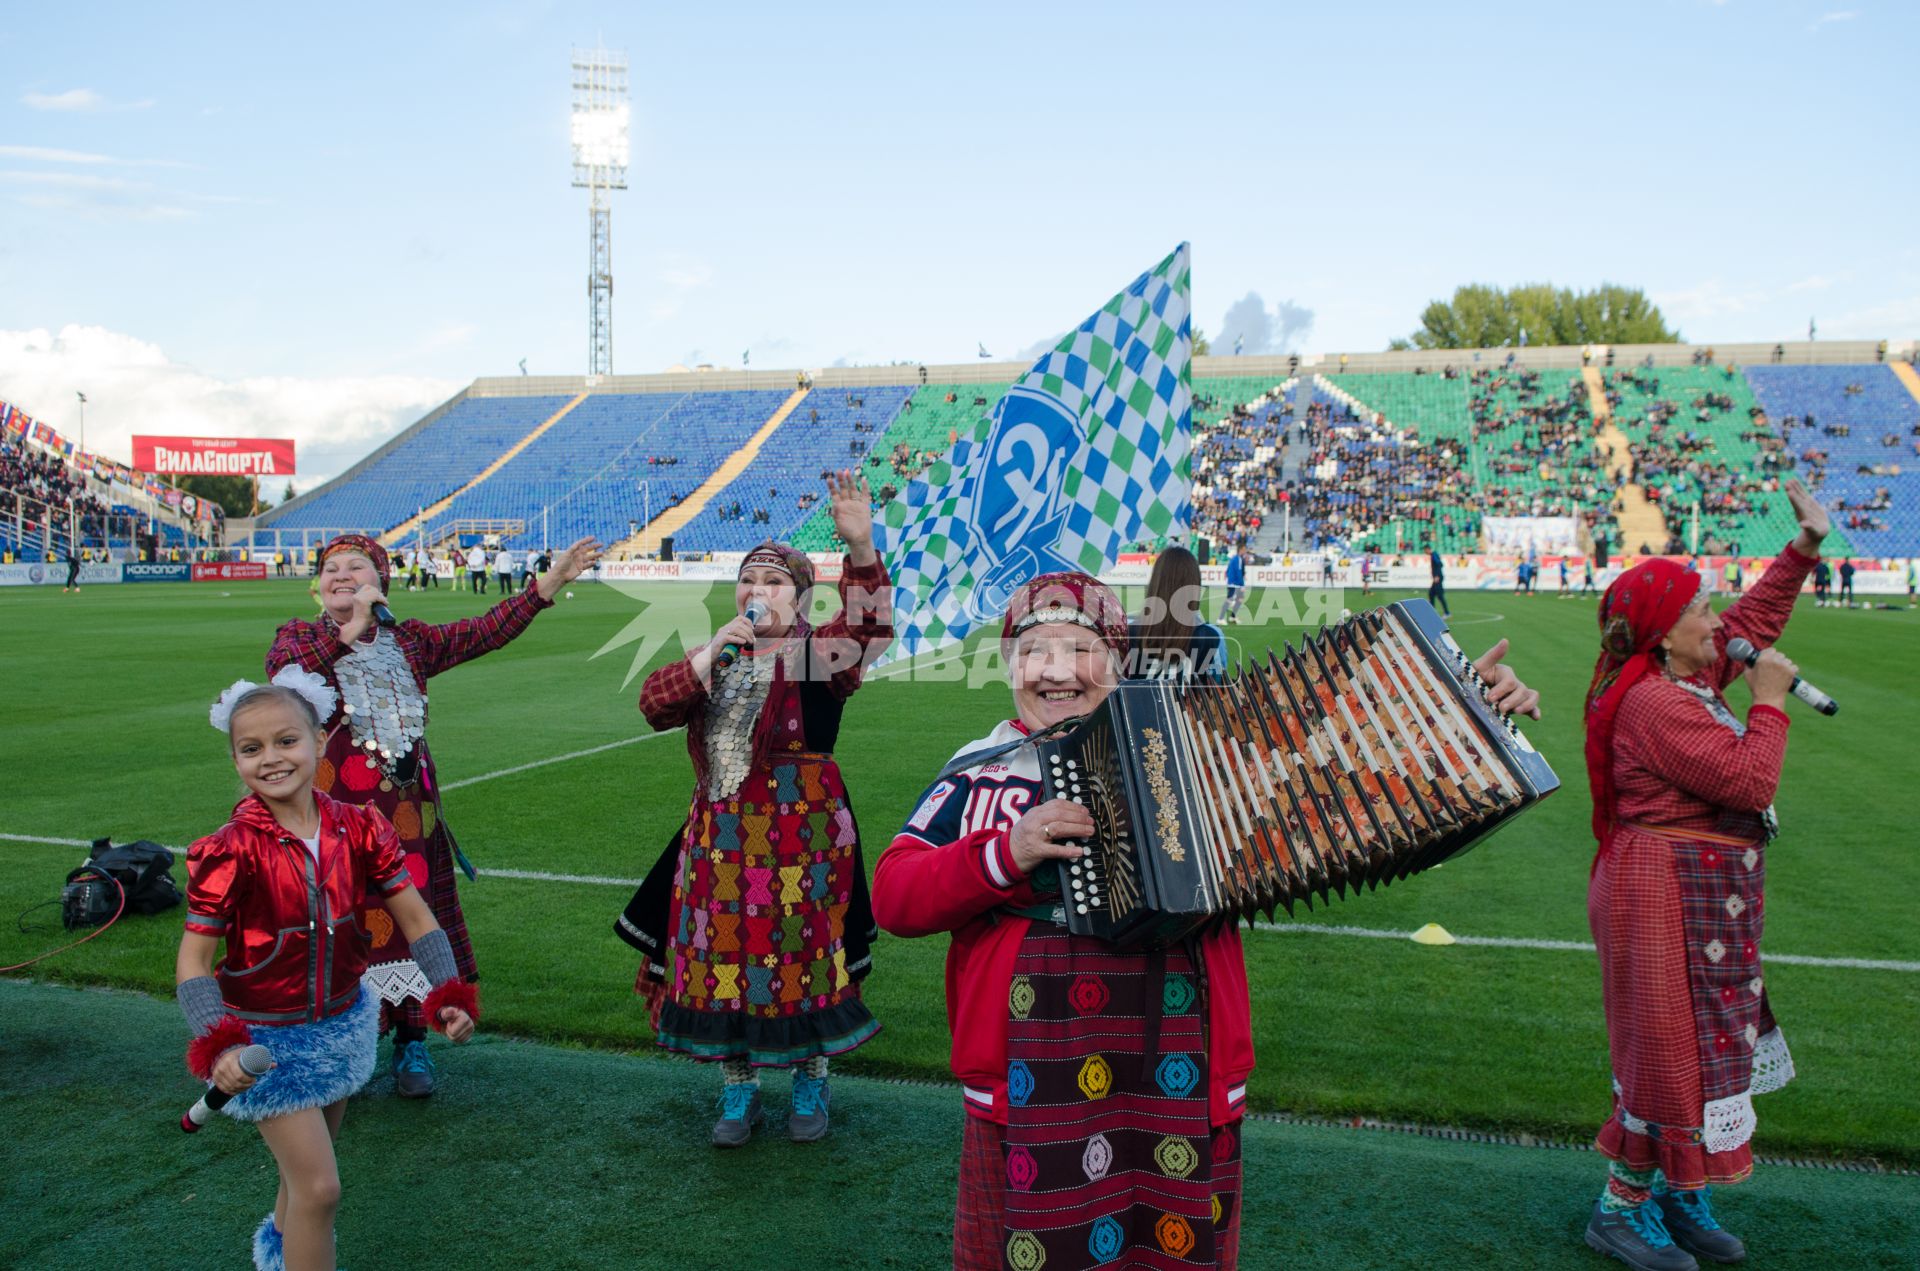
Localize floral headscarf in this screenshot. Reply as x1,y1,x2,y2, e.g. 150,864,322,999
318,533,391,588
1000,571,1131,661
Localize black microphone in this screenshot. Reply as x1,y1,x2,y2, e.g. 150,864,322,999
714,602,765,671
1726,637,1838,716
182,1044,273,1132
372,600,398,628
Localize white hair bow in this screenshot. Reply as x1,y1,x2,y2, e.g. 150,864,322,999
208,666,339,733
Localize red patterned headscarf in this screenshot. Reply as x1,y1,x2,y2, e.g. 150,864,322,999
318,534,391,587
1001,571,1130,661
1584,558,1702,854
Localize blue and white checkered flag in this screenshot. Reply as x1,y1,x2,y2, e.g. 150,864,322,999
876,244,1192,663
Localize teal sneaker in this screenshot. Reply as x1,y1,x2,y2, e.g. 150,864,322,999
712,1084,762,1148
392,1039,436,1098
1585,1199,1699,1271
1654,1187,1747,1264
789,1074,830,1143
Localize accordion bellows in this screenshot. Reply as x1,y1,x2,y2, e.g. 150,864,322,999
1035,600,1558,947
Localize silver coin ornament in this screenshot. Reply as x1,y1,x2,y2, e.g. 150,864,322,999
335,629,428,778
703,644,780,801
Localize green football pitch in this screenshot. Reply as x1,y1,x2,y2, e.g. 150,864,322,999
1,577,1916,1266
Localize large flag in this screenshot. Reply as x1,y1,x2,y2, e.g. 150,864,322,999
876,243,1192,662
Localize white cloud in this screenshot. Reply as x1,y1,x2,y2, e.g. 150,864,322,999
20,88,154,113
1807,10,1857,31
0,324,460,494
648,256,712,323
0,144,190,168
1819,294,1920,339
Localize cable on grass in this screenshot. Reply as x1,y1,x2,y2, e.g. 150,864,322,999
2,869,126,973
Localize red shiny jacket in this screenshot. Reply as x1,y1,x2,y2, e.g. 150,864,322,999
185,792,411,1024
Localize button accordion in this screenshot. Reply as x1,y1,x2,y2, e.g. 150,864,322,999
1033,600,1557,947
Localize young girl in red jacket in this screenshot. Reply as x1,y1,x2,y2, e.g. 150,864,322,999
177,668,477,1271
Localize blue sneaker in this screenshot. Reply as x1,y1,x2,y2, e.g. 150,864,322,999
712,1083,762,1148
1585,1199,1699,1271
392,1039,436,1098
789,1074,830,1143
1655,1187,1747,1264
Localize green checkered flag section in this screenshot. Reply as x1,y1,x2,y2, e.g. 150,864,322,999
875,243,1192,663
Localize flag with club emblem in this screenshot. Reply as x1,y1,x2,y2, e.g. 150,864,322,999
875,243,1192,663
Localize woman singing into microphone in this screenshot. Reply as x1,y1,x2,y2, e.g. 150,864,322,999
626,471,891,1147
1580,478,1828,1271
265,532,601,1100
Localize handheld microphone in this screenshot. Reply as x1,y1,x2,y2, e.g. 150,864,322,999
372,600,398,628
1726,638,1838,716
182,1044,273,1132
714,602,765,671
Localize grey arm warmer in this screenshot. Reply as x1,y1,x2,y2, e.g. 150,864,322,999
176,975,227,1034
410,927,458,988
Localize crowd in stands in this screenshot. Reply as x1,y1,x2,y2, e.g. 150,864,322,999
1289,396,1476,550
1471,368,1618,537
1189,393,1284,549
1,433,117,550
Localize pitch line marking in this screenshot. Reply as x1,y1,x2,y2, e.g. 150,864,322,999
5,834,1913,974
438,729,681,791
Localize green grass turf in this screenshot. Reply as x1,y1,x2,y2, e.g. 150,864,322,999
2,979,1916,1270
1,576,1917,1169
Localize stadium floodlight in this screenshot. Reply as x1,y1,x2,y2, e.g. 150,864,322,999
571,45,628,377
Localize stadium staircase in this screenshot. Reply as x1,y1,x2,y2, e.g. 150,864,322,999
379,392,588,547
1892,361,1920,409
1583,367,1667,552
605,386,812,557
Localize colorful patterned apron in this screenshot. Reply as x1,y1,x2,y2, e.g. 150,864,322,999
652,751,879,1065
1001,923,1236,1269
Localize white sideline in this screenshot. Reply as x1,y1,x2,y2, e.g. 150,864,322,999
7,833,1914,974
438,729,681,791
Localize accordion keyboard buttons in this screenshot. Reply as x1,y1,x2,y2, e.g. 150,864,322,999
1050,758,1098,914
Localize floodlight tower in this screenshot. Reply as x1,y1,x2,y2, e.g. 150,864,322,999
570,45,629,378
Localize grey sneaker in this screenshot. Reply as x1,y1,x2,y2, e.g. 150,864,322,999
392,1040,435,1098
789,1074,830,1143
1655,1188,1747,1264
1585,1200,1700,1271
712,1084,763,1148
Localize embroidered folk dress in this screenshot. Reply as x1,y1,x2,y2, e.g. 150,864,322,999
1590,544,1813,1188
266,586,554,1029
634,557,891,1065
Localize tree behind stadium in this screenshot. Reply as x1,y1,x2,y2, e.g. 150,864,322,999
1389,283,1680,350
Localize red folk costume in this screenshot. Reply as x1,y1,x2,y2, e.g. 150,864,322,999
1585,544,1814,1189
874,574,1250,1271
633,548,892,1064
266,534,554,1031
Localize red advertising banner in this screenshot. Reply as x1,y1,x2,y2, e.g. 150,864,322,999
191,562,269,582
133,435,297,476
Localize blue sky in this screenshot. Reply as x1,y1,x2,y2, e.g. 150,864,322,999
1,1,1912,487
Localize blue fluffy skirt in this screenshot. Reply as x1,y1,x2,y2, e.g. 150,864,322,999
220,988,378,1122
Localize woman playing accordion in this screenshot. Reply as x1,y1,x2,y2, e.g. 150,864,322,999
873,571,1539,1271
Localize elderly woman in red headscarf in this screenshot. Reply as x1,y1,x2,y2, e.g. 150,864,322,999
266,531,601,1098
1580,478,1827,1271
627,470,891,1148
875,571,1539,1271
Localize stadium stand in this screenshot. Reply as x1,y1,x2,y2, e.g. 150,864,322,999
254,347,1920,568
672,385,913,553
1287,377,1480,553
261,394,573,537
1742,364,1916,557
787,383,1011,552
